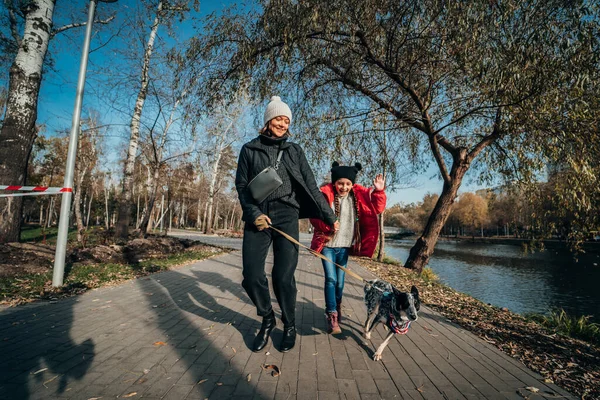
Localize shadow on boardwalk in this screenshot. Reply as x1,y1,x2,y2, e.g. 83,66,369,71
0,296,95,399
0,244,579,399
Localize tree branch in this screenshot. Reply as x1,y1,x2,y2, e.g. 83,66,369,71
429,134,451,185
355,30,437,135
51,15,116,38
467,108,503,163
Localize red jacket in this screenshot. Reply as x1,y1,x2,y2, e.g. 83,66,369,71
310,183,386,257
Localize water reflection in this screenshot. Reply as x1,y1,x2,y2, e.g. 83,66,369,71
386,239,600,321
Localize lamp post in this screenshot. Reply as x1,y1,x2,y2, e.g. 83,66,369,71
52,0,118,287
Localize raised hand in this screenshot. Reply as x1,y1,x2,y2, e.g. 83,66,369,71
373,174,385,191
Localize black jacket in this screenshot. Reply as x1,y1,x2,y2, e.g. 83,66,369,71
235,136,337,226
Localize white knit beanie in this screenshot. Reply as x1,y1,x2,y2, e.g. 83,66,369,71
263,96,292,125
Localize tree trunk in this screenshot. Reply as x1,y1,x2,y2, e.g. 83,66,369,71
213,200,220,231
136,193,140,229
204,150,222,234
39,203,44,227
202,201,208,232
47,197,54,228
405,155,469,273
86,190,94,228
168,203,172,232
376,212,385,262
115,0,163,240
137,166,160,236
104,187,110,229
0,0,55,243
74,169,86,242
196,198,202,230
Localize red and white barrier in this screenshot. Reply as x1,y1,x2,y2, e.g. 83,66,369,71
0,185,72,198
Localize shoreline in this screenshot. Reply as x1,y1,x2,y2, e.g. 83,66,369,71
386,233,600,253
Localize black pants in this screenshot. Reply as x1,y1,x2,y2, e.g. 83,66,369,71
242,201,299,327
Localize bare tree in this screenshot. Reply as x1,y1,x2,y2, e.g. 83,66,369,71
115,0,199,241
72,115,101,242
0,0,116,243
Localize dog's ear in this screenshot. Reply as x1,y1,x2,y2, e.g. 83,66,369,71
411,285,419,297
411,285,421,311
393,288,409,310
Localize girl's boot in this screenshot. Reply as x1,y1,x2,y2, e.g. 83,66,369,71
326,312,342,334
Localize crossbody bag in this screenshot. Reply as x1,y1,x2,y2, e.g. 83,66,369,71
246,148,284,204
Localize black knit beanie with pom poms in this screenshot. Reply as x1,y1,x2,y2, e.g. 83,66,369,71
331,161,362,184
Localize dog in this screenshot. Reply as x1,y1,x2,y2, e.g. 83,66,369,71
363,279,420,361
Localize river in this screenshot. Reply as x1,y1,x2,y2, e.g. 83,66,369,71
385,239,600,321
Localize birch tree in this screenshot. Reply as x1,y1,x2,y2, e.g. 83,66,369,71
73,115,101,242
197,92,248,234
0,1,116,243
114,0,199,241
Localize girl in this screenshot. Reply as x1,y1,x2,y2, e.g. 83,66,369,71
235,96,339,352
310,162,386,334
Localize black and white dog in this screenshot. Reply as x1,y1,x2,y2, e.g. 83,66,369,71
363,280,420,361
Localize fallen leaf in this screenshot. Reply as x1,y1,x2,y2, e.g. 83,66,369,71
198,379,208,384
122,392,137,398
217,382,223,386
153,341,166,346
261,364,281,377
525,387,539,393
43,375,58,388
246,373,252,382
265,351,271,356
32,368,48,375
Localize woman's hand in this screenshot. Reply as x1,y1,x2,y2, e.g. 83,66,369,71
373,174,385,191
333,220,340,232
254,214,272,231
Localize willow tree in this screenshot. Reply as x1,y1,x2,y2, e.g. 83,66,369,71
194,0,599,272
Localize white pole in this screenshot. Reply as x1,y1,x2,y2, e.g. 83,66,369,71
52,0,118,286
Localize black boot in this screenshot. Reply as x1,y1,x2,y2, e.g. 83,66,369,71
280,325,296,353
253,311,276,352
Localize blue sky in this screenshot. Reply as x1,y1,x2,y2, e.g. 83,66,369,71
29,0,488,206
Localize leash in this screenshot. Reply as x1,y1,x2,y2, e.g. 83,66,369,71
268,224,367,283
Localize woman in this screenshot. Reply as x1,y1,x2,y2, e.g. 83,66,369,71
235,96,338,352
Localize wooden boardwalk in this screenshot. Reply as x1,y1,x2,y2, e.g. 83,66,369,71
0,242,575,399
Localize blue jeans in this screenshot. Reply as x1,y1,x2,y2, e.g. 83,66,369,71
321,247,350,313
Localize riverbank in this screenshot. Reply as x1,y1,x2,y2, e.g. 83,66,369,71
353,256,600,399
386,232,600,253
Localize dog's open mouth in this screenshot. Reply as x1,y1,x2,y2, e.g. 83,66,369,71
387,314,411,334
